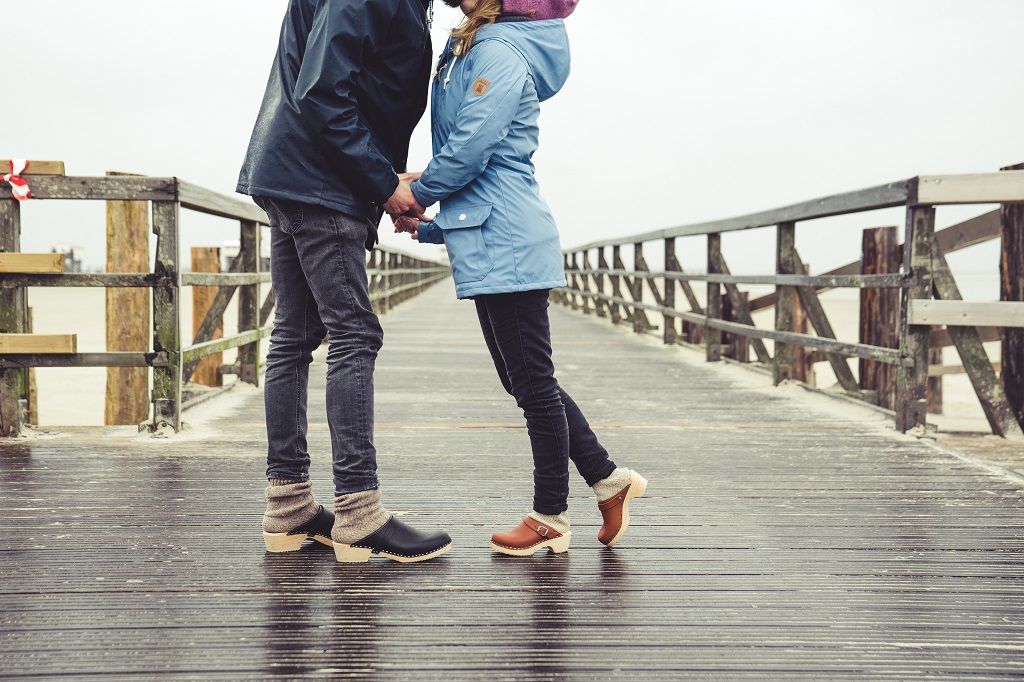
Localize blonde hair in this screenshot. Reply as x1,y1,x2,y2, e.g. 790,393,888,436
451,0,503,56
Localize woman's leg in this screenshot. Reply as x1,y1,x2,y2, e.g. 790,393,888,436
475,290,570,515
475,294,617,488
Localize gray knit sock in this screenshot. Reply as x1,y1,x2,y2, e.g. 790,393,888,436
263,479,319,533
593,467,632,502
528,511,571,535
332,488,393,544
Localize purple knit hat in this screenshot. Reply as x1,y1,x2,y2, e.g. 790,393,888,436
502,0,579,20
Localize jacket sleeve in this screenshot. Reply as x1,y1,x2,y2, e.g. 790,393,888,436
416,221,444,245
411,42,529,207
294,0,400,205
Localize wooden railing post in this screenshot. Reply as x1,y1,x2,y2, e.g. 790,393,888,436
609,246,622,325
238,220,260,386
593,248,607,318
773,222,795,383
859,226,899,408
151,200,181,432
578,251,592,315
705,233,722,362
0,198,27,436
1001,162,1024,427
896,205,935,432
632,242,645,334
663,237,677,345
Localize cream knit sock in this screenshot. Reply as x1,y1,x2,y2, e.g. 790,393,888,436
528,511,571,535
593,467,633,502
332,489,393,544
263,479,319,533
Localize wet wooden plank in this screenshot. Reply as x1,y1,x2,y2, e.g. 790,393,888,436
1,280,1022,680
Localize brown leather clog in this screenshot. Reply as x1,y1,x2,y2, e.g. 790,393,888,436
490,516,571,556
597,470,648,547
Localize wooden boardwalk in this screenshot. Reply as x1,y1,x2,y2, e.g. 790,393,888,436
2,279,1023,680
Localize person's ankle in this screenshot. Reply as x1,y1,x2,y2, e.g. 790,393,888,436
528,510,570,535
332,488,392,544
592,467,632,502
263,479,319,533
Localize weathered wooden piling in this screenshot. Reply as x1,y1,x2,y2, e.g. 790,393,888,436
105,172,151,425
191,248,223,388
859,226,899,409
1001,162,1024,427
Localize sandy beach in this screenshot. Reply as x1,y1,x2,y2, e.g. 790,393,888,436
26,285,269,426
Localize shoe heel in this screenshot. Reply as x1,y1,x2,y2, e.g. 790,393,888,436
334,544,374,563
547,531,571,554
629,472,649,499
264,532,307,553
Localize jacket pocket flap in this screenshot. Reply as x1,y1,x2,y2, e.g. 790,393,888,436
434,204,492,230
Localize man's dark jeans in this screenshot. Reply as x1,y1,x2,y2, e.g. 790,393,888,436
475,289,617,515
256,197,383,496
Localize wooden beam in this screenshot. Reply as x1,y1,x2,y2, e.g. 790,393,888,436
710,249,771,364
929,361,1002,377
912,172,1024,205
791,252,861,393
930,245,1022,439
18,176,177,201
0,334,77,354
570,180,909,250
931,325,1000,348
0,160,65,175
748,211,1000,313
908,300,1024,327
177,180,269,224
0,253,65,273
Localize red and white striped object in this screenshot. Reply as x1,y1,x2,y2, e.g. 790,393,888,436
3,159,33,201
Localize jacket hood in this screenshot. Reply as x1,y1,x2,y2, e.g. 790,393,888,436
473,20,570,101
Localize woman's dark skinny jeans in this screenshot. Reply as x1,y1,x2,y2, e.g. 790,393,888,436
474,289,617,515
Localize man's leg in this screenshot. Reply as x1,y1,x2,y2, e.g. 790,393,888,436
291,204,450,563
259,197,333,551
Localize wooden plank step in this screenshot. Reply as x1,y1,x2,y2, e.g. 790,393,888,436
0,160,65,175
0,334,77,353
0,253,65,274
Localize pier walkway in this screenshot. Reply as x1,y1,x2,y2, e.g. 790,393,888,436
2,280,1023,680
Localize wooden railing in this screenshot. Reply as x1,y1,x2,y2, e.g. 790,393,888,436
554,169,1024,439
0,174,449,436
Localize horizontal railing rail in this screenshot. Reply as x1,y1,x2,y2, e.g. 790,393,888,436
0,173,449,435
555,170,1024,440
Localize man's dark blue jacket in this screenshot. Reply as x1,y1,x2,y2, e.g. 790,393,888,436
238,0,432,242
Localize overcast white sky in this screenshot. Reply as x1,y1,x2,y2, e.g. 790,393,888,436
3,0,1022,278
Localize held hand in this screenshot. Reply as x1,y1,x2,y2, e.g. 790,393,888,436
392,214,420,235
382,180,427,219
398,171,422,184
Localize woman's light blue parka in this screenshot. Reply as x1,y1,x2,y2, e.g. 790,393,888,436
410,20,569,299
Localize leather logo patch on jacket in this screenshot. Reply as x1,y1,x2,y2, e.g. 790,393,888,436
472,77,491,96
